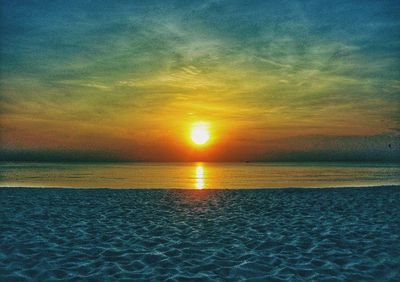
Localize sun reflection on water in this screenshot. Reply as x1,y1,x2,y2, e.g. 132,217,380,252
195,163,205,189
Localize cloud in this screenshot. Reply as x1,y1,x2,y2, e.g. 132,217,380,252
259,133,400,162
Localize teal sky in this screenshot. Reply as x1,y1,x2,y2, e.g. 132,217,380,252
1,0,399,161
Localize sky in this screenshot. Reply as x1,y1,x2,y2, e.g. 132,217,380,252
1,0,399,162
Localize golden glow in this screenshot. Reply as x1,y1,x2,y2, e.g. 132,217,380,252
195,163,205,189
190,122,210,145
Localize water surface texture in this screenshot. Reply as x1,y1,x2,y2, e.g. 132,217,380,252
1,187,399,280
1,162,399,188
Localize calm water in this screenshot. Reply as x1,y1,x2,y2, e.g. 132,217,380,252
1,162,399,189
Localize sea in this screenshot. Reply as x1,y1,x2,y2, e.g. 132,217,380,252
1,162,399,189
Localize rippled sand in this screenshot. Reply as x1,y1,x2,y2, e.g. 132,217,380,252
1,187,399,281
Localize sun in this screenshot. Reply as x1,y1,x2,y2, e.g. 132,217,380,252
192,128,209,145
191,122,210,145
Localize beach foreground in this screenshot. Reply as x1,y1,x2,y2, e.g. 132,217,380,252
1,187,399,281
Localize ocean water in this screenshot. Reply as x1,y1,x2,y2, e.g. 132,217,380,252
1,162,399,189
1,187,399,280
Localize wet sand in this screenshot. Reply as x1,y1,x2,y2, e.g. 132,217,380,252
1,187,399,281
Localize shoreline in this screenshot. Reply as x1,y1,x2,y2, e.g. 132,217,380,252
1,184,399,190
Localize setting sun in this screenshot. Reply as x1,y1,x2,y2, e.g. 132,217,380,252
191,122,210,145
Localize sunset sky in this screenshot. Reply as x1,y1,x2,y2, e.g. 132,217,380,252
1,0,399,161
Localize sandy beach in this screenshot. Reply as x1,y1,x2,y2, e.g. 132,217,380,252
1,186,399,281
